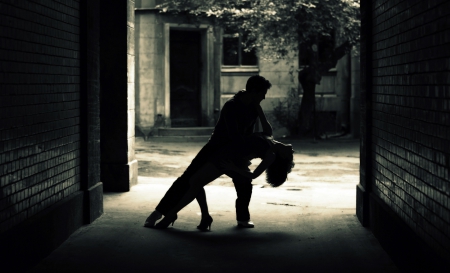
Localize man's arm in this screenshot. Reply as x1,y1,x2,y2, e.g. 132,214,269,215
256,105,273,136
221,149,276,179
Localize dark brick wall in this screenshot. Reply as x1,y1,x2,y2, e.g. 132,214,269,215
0,0,81,233
80,0,102,223
80,0,100,192
369,0,450,258
1,1,102,270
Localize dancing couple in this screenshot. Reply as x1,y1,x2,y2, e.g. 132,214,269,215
144,75,295,230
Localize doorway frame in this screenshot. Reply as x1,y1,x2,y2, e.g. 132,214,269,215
164,23,214,127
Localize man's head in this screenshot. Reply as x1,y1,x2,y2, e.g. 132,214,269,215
246,75,272,104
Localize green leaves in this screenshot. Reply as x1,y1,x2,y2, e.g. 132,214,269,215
157,0,360,60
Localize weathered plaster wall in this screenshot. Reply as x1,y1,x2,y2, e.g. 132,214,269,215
135,11,165,136
221,74,250,95
259,59,298,137
135,8,220,136
220,54,350,137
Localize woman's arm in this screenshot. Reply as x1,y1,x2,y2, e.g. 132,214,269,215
221,149,276,179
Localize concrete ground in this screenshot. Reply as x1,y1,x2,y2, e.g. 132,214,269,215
30,136,399,273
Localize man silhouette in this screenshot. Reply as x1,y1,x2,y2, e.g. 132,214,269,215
146,75,272,228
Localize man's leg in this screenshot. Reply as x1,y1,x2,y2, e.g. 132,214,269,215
227,166,253,224
154,142,219,215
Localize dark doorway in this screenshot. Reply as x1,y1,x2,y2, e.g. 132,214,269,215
170,30,202,127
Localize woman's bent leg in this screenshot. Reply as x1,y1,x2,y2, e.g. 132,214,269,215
155,142,220,215
196,188,210,217
167,163,222,217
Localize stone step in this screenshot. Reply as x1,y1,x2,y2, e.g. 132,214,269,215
158,127,214,137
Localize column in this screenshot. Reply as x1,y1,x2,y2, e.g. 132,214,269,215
100,0,138,191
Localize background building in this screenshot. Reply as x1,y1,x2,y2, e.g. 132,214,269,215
134,0,359,138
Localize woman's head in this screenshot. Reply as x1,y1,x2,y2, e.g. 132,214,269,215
265,143,295,187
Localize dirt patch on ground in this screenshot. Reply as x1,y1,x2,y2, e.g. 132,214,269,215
135,137,360,189
138,160,185,177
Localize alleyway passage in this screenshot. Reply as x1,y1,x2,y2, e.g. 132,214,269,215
30,137,399,272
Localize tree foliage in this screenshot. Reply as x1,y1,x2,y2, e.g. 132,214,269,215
158,0,359,59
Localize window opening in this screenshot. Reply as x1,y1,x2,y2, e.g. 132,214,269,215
222,28,257,66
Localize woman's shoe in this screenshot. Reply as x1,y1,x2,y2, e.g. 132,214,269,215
154,214,177,229
144,210,162,228
197,215,213,231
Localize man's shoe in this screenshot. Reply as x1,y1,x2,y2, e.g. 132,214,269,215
237,220,254,228
144,210,162,228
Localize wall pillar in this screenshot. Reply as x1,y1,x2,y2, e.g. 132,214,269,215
350,45,361,138
135,9,164,138
357,0,372,227
80,0,103,222
100,0,138,192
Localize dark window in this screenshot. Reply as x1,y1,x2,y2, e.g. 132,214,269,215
223,30,257,66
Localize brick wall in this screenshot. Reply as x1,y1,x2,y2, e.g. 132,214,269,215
370,0,450,257
80,0,102,223
0,0,81,233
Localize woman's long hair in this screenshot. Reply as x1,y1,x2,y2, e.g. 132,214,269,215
265,152,295,187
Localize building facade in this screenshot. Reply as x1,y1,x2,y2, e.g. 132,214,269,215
135,0,359,138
